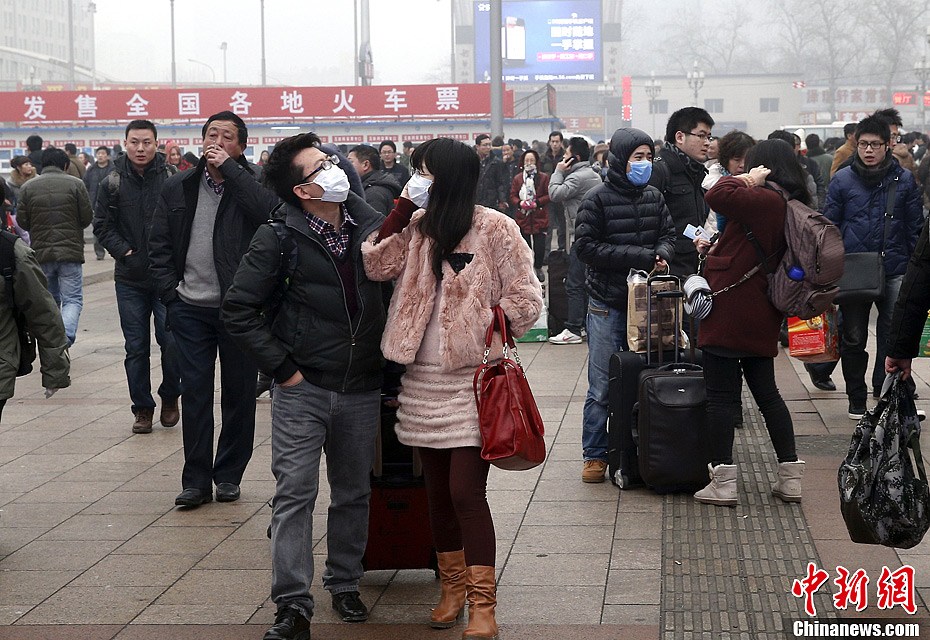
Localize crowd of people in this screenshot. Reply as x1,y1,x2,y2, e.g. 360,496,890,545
5,102,930,639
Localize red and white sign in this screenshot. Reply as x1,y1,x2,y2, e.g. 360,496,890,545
53,139,84,146
621,75,632,122
0,84,514,124
89,139,119,146
0,140,15,148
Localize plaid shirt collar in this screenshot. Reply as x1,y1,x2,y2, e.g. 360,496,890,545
203,167,225,196
304,204,355,259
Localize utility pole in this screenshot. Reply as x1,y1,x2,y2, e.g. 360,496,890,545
170,0,177,87
67,0,76,86
260,0,266,85
489,0,503,138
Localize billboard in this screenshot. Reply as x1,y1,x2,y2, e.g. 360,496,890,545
474,0,602,84
0,84,515,124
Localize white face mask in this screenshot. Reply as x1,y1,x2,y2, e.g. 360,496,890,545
406,172,433,208
311,165,350,203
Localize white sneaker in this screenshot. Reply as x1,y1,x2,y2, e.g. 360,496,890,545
549,329,582,345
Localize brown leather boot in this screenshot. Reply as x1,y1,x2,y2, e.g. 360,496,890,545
132,408,154,434
463,565,498,640
430,550,466,628
159,397,180,428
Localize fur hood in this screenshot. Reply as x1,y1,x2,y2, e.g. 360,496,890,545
363,205,543,370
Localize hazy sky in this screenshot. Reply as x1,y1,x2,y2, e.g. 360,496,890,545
93,0,454,87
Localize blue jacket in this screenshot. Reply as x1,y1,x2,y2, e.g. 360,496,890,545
824,160,923,277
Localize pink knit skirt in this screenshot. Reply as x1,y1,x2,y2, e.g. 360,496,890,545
395,360,482,450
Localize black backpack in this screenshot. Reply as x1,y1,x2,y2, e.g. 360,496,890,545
0,230,36,376
263,208,298,325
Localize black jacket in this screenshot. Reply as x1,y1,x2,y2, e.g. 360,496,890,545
222,192,386,393
647,143,709,277
575,129,676,309
92,153,174,287
83,161,116,209
887,215,930,359
476,154,507,211
148,156,279,304
360,170,401,217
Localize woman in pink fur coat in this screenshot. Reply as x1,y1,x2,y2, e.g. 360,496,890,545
363,137,542,639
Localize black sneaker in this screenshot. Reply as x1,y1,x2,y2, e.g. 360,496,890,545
848,404,867,420
264,605,310,640
331,591,369,622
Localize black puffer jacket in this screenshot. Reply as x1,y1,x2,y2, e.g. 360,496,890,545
148,156,279,304
575,128,676,310
222,192,386,393
360,170,401,216
92,153,175,288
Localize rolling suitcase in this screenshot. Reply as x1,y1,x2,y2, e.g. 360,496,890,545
547,249,570,337
362,401,437,573
634,276,710,493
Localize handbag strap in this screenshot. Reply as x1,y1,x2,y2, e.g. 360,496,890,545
482,305,524,369
880,176,899,256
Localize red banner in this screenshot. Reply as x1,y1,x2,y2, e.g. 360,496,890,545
0,84,514,124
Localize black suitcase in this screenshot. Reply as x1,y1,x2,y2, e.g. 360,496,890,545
607,350,647,488
633,276,710,492
546,249,570,337
362,402,438,573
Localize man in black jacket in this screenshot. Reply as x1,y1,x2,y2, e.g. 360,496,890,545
93,120,181,435
149,111,279,509
84,146,116,260
222,133,386,637
648,107,715,278
347,144,401,216
475,134,507,212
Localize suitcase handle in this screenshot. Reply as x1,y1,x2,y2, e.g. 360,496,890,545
645,277,683,365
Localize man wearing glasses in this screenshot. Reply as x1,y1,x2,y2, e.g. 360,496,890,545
222,133,387,638
648,106,716,278
824,114,923,420
149,111,279,508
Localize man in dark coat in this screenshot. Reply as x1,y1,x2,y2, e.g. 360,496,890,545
648,107,715,279
348,144,401,216
223,132,386,636
475,134,507,212
149,111,279,509
93,120,182,435
574,127,675,483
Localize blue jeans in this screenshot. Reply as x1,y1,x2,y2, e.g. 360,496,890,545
565,245,588,335
115,282,182,413
40,261,82,345
582,297,627,461
168,300,257,491
839,274,903,404
269,378,379,618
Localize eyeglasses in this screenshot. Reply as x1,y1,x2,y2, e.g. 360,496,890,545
684,131,716,142
298,154,339,184
857,141,887,150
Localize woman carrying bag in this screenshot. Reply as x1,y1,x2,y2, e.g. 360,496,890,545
509,148,550,282
694,138,805,507
362,137,543,639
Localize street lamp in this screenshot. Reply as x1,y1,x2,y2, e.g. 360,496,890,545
915,57,930,129
220,41,227,84
597,84,614,141
645,71,662,139
170,0,177,87
260,0,266,85
187,58,215,83
87,1,97,89
686,60,704,107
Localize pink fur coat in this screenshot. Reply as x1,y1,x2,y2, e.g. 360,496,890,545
362,205,543,371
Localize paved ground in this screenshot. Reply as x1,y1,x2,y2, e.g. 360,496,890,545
2,247,930,639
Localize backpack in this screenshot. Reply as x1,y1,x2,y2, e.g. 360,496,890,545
0,230,37,376
263,206,298,325
745,185,845,320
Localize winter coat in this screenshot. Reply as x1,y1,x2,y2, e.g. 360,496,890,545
361,205,543,372
548,160,603,235
16,166,93,264
82,161,116,210
148,156,280,305
476,155,507,211
700,177,789,358
807,148,834,186
360,170,401,217
830,140,855,178
222,193,386,392
824,159,923,278
574,127,676,310
648,143,710,277
93,153,176,288
509,170,550,234
0,236,70,400
888,216,930,359
66,154,86,180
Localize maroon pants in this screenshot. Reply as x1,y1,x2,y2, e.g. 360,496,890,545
418,446,495,567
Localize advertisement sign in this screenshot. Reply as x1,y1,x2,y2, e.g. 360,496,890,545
0,84,514,124
474,0,602,84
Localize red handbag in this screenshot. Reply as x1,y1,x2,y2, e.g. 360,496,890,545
473,305,546,471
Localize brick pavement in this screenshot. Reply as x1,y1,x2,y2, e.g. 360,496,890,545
2,247,930,639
